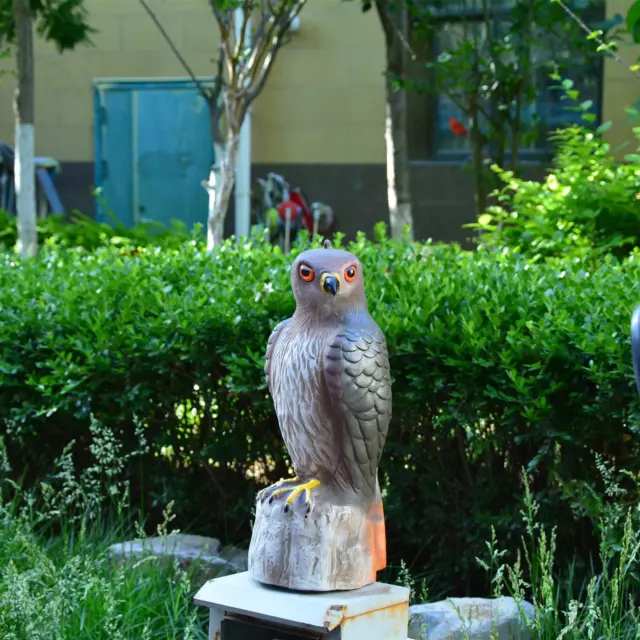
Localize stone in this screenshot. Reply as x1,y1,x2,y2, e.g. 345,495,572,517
408,597,535,640
248,494,384,591
108,533,247,584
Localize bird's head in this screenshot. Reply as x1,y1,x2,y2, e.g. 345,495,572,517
291,246,366,317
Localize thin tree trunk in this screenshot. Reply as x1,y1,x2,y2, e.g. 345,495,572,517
469,103,487,217
510,93,522,173
376,1,413,241
13,0,37,258
206,133,239,251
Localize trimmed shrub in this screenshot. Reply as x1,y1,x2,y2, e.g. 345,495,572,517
1,233,640,596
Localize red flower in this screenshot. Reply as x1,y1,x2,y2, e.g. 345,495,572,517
448,117,468,137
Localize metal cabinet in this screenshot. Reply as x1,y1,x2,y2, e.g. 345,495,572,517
93,77,215,229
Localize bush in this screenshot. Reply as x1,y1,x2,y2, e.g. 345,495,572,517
0,210,201,252
2,232,640,596
471,125,640,260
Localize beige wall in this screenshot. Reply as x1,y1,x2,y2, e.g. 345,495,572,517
602,0,640,152
0,0,635,168
0,0,386,165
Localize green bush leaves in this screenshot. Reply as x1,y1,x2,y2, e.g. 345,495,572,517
2,236,640,595
470,125,640,261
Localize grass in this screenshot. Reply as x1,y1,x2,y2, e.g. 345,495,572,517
0,423,210,640
403,461,640,640
0,487,209,640
2,418,640,639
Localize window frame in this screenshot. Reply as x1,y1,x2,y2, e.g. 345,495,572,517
414,1,605,163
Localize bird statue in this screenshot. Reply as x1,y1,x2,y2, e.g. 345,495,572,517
248,241,392,592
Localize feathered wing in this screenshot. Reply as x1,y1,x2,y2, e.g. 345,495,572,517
264,319,291,394
323,321,392,500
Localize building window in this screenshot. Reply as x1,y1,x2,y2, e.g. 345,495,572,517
407,0,604,160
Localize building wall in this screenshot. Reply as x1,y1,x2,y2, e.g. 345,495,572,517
602,0,640,154
0,0,385,164
0,0,636,243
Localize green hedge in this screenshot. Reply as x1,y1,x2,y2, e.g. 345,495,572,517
0,210,200,251
2,234,640,595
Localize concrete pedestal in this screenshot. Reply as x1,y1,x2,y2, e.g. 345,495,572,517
194,571,412,640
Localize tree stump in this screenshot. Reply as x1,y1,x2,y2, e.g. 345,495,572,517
248,493,386,592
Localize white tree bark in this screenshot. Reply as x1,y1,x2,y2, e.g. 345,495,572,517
384,99,413,241
13,0,37,258
377,1,414,242
205,134,240,251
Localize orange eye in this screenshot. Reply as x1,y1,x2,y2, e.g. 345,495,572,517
299,264,315,282
344,265,357,282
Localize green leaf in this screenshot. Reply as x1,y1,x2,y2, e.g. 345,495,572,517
596,120,613,134
626,0,640,43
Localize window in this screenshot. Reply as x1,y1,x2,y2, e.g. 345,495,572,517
406,0,604,160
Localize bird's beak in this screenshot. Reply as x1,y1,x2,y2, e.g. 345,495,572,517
321,273,340,296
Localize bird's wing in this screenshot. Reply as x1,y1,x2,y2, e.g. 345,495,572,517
265,319,291,394
323,323,392,498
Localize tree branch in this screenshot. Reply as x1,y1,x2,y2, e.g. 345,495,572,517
242,0,307,114
210,44,226,145
137,0,213,99
234,0,252,63
209,1,236,81
554,0,640,82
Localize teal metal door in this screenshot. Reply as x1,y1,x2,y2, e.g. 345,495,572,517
94,78,215,230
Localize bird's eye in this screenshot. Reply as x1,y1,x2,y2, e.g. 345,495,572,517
344,265,357,283
299,264,315,282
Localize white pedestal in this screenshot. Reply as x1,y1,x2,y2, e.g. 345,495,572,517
194,571,412,640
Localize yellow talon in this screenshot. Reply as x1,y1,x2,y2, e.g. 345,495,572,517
285,479,320,506
258,476,299,503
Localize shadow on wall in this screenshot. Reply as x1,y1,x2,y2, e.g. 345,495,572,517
251,162,482,246
52,161,545,245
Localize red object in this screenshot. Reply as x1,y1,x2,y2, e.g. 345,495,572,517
448,117,468,137
289,188,314,232
277,189,314,232
277,199,303,222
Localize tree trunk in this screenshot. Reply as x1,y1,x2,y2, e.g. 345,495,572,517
376,1,413,241
206,134,239,251
13,0,37,258
469,103,487,218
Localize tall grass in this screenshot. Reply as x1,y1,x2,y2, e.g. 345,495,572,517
404,459,640,639
0,423,208,639
3,412,640,639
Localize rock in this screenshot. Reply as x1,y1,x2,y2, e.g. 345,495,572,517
108,534,248,585
408,597,535,640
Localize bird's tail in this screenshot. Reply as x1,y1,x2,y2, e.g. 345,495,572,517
366,491,387,574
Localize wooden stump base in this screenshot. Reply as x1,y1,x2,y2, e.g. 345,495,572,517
248,495,380,592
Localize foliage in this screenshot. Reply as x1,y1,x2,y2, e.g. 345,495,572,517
0,0,94,51
0,210,202,252
2,232,640,596
470,123,640,260
403,0,607,214
475,467,640,639
0,434,208,639
405,464,640,638
629,0,640,47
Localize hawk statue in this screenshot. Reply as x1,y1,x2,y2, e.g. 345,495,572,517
257,243,392,575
